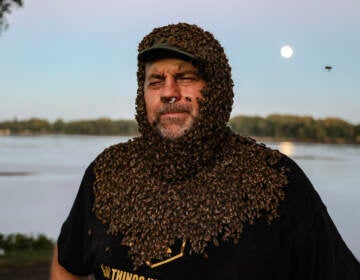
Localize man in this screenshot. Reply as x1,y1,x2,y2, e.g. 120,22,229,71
51,23,360,280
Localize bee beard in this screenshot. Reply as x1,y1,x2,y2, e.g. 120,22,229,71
151,103,198,140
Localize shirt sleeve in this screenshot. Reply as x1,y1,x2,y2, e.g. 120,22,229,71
57,162,97,276
284,157,360,280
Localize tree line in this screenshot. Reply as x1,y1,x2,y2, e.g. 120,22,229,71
0,114,359,144
229,114,360,144
0,118,138,136
0,233,53,254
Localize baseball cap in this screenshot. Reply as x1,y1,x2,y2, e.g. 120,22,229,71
138,39,197,62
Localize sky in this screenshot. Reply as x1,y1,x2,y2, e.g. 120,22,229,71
1,0,360,124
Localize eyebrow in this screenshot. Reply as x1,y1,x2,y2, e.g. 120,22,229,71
146,73,165,80
146,70,200,80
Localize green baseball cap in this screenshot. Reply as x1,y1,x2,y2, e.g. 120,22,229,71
138,39,197,62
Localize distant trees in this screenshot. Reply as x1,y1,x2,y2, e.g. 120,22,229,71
61,118,138,135
0,117,138,136
229,114,360,144
0,233,53,254
0,0,23,33
0,115,359,144
0,118,52,134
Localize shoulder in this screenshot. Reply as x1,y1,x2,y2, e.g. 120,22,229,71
276,155,328,241
230,134,324,211
230,134,287,164
229,134,326,226
96,137,139,160
280,155,325,213
93,137,141,170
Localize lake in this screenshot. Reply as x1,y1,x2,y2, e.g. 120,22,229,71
0,135,359,259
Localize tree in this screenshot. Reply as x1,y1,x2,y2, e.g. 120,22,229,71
0,0,23,34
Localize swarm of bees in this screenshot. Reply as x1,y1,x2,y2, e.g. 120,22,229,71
93,23,288,269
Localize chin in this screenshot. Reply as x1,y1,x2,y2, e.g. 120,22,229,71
158,126,190,140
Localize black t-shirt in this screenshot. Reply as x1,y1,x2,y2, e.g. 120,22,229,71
57,156,360,280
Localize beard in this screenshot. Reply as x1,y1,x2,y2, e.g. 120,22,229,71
151,103,199,140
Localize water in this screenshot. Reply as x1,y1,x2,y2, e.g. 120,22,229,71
0,135,125,240
0,136,359,259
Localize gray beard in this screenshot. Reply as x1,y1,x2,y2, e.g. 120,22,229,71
154,116,198,140
151,103,199,140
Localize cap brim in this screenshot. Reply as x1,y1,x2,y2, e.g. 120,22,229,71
138,45,197,62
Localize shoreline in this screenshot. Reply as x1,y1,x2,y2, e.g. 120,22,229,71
1,133,359,146
0,172,34,177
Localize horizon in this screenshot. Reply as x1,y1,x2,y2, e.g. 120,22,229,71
1,112,359,126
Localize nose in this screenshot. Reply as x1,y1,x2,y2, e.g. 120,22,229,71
160,77,181,104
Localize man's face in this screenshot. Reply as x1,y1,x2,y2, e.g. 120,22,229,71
144,58,205,140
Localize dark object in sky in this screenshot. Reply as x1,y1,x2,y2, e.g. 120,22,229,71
325,65,333,71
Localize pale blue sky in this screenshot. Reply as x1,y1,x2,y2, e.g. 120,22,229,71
1,0,359,123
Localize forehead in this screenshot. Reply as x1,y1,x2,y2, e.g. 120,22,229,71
144,58,198,76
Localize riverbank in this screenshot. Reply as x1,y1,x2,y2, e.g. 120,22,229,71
0,171,34,176
1,133,359,146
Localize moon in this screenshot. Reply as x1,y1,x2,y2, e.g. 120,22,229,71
280,45,294,58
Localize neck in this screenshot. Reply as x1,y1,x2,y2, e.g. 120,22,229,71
140,125,230,182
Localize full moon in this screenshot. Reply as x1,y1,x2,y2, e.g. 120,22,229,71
280,45,294,58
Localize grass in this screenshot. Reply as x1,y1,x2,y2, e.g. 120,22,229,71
0,249,52,264
0,250,53,280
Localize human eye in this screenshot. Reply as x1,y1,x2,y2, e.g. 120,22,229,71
177,72,199,83
181,75,195,80
146,75,164,88
148,79,162,86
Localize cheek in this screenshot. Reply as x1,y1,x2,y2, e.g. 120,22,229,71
193,100,201,117
192,87,205,116
144,94,156,123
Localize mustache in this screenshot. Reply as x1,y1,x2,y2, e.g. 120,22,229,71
157,103,192,115
152,104,193,126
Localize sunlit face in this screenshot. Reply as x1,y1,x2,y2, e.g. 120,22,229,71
144,58,205,140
